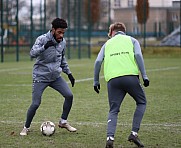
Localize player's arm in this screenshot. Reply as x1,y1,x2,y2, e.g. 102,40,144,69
93,44,105,93
61,53,75,87
133,38,149,81
60,49,71,74
30,36,47,58
60,48,75,87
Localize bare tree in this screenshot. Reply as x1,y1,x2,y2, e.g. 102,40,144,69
84,0,100,29
1,0,28,23
135,0,149,35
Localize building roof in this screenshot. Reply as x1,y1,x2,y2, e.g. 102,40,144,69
160,26,181,46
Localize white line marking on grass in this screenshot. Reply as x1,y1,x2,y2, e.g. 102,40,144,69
2,66,180,87
3,84,31,87
147,66,180,72
0,67,32,73
9,72,31,75
1,120,181,127
73,66,179,83
74,122,181,127
74,76,104,83
0,64,85,73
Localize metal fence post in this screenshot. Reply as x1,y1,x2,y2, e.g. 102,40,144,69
16,0,19,62
78,0,81,59
180,2,181,48
67,0,70,59
30,0,33,48
143,0,146,49
56,0,61,18
88,0,91,59
108,0,111,26
1,0,4,62
44,0,46,32
40,0,43,34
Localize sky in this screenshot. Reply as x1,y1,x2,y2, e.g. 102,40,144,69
19,0,43,20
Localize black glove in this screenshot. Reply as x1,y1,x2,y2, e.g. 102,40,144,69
44,40,55,49
143,79,149,87
94,84,100,94
68,74,75,87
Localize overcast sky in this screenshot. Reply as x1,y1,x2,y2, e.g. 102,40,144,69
19,0,43,20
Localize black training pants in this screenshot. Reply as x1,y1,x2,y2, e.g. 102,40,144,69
25,77,73,128
107,75,147,137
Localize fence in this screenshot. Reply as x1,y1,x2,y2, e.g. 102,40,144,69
0,0,180,62
1,0,111,62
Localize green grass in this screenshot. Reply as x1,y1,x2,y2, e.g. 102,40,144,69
0,53,181,147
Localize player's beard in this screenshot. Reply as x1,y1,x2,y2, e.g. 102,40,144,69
53,33,62,43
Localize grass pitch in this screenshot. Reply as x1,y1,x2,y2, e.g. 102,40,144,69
0,54,181,147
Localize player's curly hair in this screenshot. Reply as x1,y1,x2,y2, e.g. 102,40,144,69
51,18,68,29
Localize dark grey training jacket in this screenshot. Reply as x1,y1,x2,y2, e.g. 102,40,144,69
30,31,71,82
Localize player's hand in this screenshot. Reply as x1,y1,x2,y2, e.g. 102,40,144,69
143,79,149,87
68,74,75,87
44,40,55,49
94,84,100,94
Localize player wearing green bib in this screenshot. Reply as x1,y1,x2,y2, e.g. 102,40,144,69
104,34,139,82
94,22,149,148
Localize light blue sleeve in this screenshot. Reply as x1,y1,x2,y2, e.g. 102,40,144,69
94,44,105,86
131,37,149,80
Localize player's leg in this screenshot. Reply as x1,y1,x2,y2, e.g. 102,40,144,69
106,77,126,147
126,76,146,147
25,82,49,128
126,76,146,133
49,77,76,132
20,82,49,135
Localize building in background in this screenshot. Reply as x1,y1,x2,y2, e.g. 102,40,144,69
108,0,172,8
106,0,180,37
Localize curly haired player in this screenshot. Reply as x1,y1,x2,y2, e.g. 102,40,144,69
20,18,77,136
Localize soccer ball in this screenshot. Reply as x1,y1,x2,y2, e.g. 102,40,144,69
40,121,56,136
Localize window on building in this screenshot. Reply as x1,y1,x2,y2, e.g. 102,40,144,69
128,0,133,7
133,26,139,35
172,13,178,21
133,15,137,23
172,1,181,8
100,1,108,17
114,0,121,8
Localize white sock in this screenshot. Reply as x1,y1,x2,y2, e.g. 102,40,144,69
60,118,67,124
131,131,138,136
24,126,30,129
107,136,114,141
